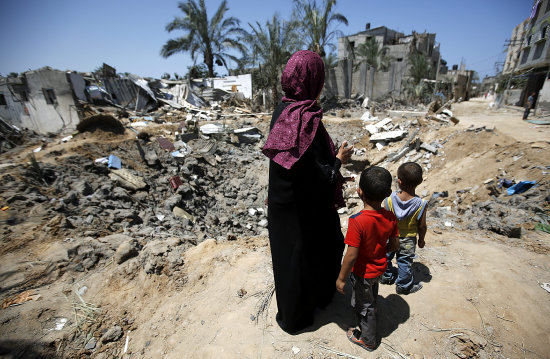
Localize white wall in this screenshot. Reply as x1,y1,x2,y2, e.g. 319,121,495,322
212,74,252,99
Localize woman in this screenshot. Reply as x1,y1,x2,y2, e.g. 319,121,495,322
263,50,353,333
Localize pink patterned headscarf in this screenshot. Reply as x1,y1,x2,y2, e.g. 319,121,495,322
262,50,336,169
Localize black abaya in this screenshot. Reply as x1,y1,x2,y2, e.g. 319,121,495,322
267,102,345,333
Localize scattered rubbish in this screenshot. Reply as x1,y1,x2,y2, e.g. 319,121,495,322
1,206,9,211
173,206,195,223
200,123,225,135
370,130,407,142
157,137,175,152
169,176,183,190
444,221,453,227
61,135,73,143
498,178,514,188
130,121,148,128
541,283,550,293
123,332,130,353
233,127,262,144
78,286,88,296
292,346,301,355
33,147,42,153
52,317,68,331
432,191,449,199
507,181,536,195
2,290,41,309
108,154,122,169
95,157,109,164
109,169,147,191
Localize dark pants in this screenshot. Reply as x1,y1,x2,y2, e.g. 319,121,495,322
350,273,379,346
382,237,417,290
523,107,531,120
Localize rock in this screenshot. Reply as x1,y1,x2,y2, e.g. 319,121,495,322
101,325,123,343
85,337,97,350
164,194,182,211
115,240,139,264
72,180,93,196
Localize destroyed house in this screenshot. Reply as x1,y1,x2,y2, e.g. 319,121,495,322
0,67,81,133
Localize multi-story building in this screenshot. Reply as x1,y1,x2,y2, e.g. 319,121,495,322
516,0,550,111
503,19,529,74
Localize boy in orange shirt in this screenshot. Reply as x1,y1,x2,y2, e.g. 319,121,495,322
336,166,399,351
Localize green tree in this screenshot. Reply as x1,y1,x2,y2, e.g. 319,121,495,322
161,72,171,80
292,0,348,57
243,15,300,108
354,37,392,71
161,0,246,77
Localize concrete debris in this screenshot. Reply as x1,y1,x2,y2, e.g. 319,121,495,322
369,130,408,142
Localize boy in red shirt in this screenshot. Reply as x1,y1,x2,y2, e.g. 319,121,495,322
336,166,399,351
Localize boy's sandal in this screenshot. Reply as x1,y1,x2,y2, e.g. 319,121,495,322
346,328,376,352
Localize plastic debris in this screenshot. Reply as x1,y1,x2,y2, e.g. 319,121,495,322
61,135,73,142
507,181,536,195
108,154,122,169
33,147,42,153
292,346,301,354
541,283,550,293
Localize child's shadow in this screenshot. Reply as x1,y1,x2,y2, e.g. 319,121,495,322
412,262,432,283
298,282,410,339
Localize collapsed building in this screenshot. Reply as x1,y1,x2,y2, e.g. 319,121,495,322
0,64,252,136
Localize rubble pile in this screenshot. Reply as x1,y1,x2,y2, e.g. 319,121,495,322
1,126,268,275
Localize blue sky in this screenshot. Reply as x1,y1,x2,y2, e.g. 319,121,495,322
0,0,530,79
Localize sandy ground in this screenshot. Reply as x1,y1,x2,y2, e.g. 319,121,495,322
1,98,549,359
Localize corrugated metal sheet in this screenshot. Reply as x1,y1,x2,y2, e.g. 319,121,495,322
103,78,151,110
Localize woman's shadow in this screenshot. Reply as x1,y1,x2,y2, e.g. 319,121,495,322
297,281,410,340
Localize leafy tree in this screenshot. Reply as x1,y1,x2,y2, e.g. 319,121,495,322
7,72,19,78
354,37,392,72
292,0,348,57
161,0,246,77
243,14,300,108
161,72,171,80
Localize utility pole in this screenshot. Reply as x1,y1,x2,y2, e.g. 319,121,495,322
432,43,441,100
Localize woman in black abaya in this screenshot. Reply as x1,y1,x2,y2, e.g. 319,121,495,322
262,50,353,333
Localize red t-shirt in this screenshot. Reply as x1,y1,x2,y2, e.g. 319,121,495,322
344,209,399,279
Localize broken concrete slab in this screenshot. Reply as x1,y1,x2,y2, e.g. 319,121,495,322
420,142,438,154
388,110,427,118
109,169,147,191
369,130,407,142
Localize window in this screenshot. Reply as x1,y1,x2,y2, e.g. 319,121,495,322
546,0,550,13
534,42,545,59
0,94,6,106
543,26,548,38
521,49,530,64
396,58,403,62
527,34,533,46
11,84,28,102
42,88,57,104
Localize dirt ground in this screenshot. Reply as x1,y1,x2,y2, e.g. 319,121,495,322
1,97,549,359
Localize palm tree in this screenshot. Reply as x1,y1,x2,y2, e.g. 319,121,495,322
292,0,348,57
243,15,300,108
408,52,432,85
160,0,246,78
354,37,392,72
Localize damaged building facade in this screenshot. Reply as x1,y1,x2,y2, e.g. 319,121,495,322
325,25,446,100
502,0,550,111
0,67,81,133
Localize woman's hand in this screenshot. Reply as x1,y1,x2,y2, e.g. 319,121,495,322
336,141,353,164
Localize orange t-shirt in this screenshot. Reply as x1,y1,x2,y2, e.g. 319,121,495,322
344,209,398,279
